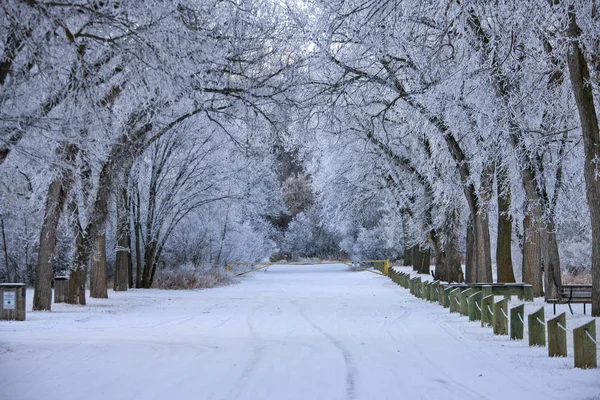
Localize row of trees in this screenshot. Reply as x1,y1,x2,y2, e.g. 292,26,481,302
1,0,297,310
291,0,599,314
1,0,599,316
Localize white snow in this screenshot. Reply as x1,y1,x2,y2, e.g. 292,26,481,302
1,264,599,400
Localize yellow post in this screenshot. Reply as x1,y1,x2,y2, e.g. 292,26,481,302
226,264,231,273
384,259,390,276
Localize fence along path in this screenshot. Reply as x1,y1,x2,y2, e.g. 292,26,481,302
388,267,598,369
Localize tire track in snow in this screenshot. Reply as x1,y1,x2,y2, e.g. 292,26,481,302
423,310,553,398
300,310,357,400
226,304,267,400
381,305,484,399
386,305,490,400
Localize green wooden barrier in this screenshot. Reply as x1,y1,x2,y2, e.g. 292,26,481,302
468,291,482,322
573,320,597,369
442,287,452,308
528,307,546,347
520,285,534,301
410,277,420,295
421,281,430,300
449,288,461,313
547,312,567,358
481,295,494,327
493,298,508,335
401,273,410,288
459,288,472,316
510,304,524,340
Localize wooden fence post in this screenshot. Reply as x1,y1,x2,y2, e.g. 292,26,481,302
468,291,482,321
449,288,461,313
510,304,524,340
389,270,397,284
459,288,472,316
528,307,546,347
547,312,567,358
410,277,421,295
573,320,597,369
493,298,509,335
481,295,494,327
401,273,409,288
481,285,493,300
520,284,534,301
422,281,430,300
442,287,452,308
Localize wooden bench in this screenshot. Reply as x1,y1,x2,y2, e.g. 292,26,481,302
548,284,592,315
441,283,534,301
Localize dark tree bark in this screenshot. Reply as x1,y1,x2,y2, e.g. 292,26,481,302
33,179,69,310
90,234,108,298
522,214,543,297
412,245,430,274
114,187,130,291
1,218,13,282
411,245,422,273
444,226,464,283
67,200,88,305
496,166,515,283
465,219,475,282
32,144,76,311
400,212,412,266
128,232,134,288
429,231,445,280
565,6,600,316
133,188,143,288
403,246,413,266
67,233,88,305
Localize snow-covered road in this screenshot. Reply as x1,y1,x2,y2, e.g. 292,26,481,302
1,264,599,400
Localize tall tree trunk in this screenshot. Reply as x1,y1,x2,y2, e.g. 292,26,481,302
444,133,492,283
142,241,157,288
496,167,515,283
565,5,600,316
128,233,134,288
1,218,12,282
401,213,412,266
522,214,543,297
465,219,475,283
428,230,445,280
473,212,493,282
403,246,413,266
444,226,464,283
114,187,130,292
33,178,70,311
418,246,430,274
68,227,88,305
133,188,143,288
33,144,77,311
90,234,108,298
411,245,422,272
542,226,562,301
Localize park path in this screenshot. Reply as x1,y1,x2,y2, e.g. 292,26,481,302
1,264,598,400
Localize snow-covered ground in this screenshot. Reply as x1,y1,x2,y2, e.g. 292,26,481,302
1,264,599,400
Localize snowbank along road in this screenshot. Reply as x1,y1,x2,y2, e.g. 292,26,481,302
1,263,599,400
